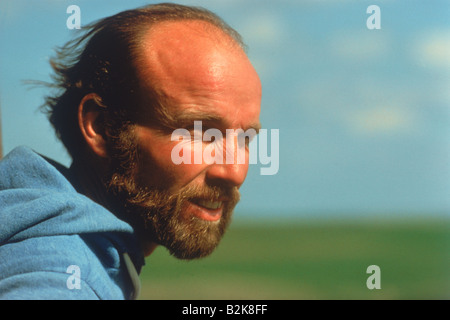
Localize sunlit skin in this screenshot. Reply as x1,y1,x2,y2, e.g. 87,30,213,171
132,21,262,255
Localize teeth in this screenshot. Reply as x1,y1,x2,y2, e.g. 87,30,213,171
197,200,222,210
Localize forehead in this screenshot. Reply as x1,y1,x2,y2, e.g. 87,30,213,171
135,20,261,127
138,21,256,88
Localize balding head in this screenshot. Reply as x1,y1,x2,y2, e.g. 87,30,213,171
44,3,247,161
139,20,243,87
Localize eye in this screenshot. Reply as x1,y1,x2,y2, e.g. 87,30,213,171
185,124,203,140
203,128,223,145
238,130,256,147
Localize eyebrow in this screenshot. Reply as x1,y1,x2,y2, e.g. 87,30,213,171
167,109,261,133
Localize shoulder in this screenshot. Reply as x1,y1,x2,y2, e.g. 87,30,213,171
0,147,142,299
0,233,132,300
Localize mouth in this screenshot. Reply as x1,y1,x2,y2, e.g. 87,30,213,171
187,198,225,222
196,199,223,210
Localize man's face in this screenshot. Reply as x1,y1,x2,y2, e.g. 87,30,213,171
109,21,261,259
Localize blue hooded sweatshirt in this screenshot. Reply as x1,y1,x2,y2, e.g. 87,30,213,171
0,146,145,300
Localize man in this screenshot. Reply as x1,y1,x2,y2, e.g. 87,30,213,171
0,3,261,299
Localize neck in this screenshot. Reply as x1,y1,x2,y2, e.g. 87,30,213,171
69,160,111,211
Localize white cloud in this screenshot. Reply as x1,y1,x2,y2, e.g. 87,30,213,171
239,11,286,47
235,10,288,79
346,104,415,136
330,30,390,61
297,79,419,137
413,29,450,70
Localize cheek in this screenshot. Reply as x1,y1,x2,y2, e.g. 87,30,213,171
135,133,205,191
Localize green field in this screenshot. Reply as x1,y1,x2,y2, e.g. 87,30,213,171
138,217,450,300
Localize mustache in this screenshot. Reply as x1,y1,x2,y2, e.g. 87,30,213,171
178,184,241,204
125,181,241,209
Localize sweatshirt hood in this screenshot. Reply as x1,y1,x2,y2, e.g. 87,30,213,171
0,146,135,246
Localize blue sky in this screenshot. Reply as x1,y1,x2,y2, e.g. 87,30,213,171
1,0,449,221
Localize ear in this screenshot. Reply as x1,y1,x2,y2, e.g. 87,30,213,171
78,93,108,158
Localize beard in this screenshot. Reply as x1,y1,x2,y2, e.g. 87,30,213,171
103,126,240,260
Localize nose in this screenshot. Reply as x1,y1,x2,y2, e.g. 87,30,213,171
205,161,249,188
203,132,250,188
